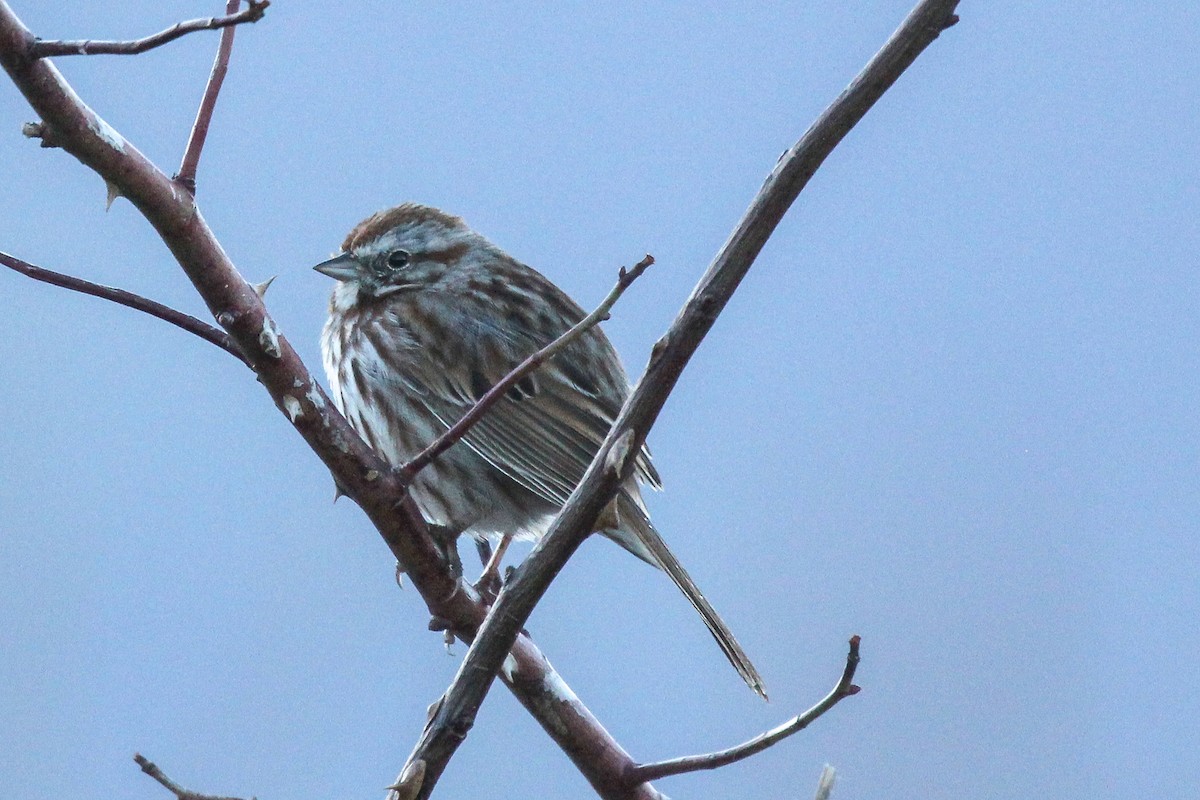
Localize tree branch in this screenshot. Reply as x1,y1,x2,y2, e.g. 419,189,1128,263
0,250,249,365
134,753,247,800
399,254,655,483
176,0,256,192
399,1,960,796
28,1,267,58
625,637,861,784
0,4,662,798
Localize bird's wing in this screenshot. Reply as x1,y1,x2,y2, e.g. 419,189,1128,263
372,290,660,508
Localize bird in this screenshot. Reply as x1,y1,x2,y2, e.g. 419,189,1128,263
316,203,765,698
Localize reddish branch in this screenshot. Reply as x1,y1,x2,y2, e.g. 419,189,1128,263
176,0,254,192
399,2,960,797
28,1,267,58
0,250,248,365
399,255,655,483
626,637,861,784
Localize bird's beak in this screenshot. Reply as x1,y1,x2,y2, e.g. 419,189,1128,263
313,252,360,281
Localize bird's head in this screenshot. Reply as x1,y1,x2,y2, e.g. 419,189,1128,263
314,203,479,301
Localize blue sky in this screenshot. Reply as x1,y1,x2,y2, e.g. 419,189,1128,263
3,3,1198,799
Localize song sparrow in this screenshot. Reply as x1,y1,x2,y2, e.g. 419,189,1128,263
316,203,764,697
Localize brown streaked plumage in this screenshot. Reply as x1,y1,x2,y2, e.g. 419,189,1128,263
317,203,766,698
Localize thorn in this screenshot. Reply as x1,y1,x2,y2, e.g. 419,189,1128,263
443,629,455,654
387,760,426,800
252,275,277,298
333,482,345,503
105,180,121,211
650,333,670,362
425,696,444,727
394,562,405,589
602,428,636,478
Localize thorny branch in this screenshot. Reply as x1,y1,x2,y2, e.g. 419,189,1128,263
29,1,267,58
625,637,861,784
399,1,960,797
0,3,659,798
399,254,656,483
0,251,248,365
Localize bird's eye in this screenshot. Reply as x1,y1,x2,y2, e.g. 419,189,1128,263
387,249,411,269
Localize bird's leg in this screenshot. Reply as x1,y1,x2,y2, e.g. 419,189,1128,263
427,523,463,578
474,533,513,602
425,523,464,637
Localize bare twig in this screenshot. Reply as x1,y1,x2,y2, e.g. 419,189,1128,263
22,119,63,148
398,255,655,483
400,2,960,797
134,753,248,800
814,765,838,800
0,250,249,365
29,1,267,58
625,637,861,784
176,0,259,191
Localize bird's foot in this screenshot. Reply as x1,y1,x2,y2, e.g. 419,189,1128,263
427,615,457,654
427,523,463,578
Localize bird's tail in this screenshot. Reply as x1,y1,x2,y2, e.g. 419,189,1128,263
609,493,768,700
